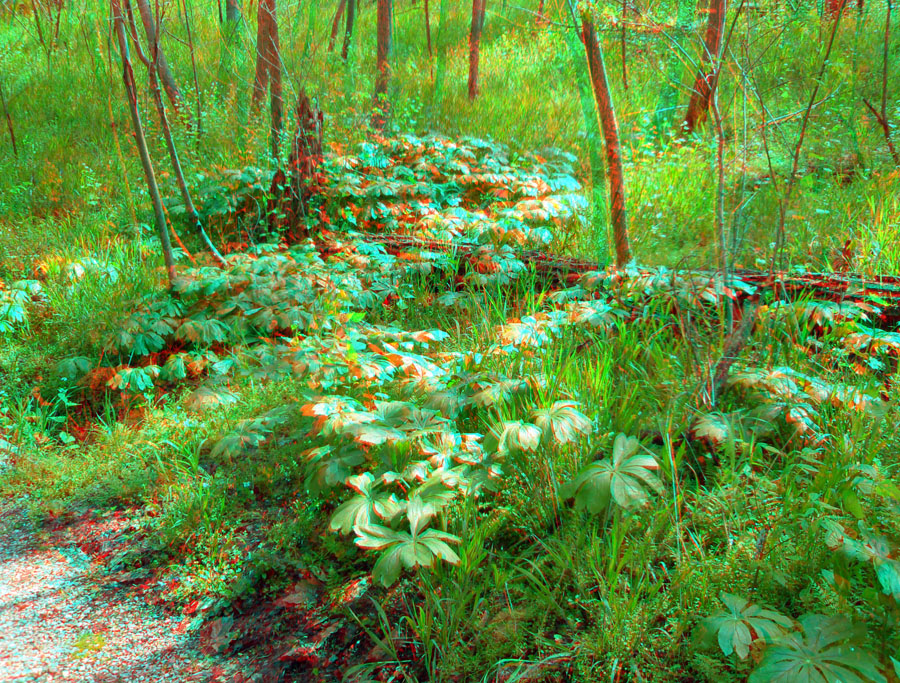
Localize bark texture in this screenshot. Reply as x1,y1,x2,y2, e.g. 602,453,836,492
225,0,240,22
328,0,346,52
342,0,356,59
582,16,632,266
132,0,181,111
125,0,225,265
268,91,324,237
373,0,393,129
467,0,486,100
424,0,433,56
252,0,283,157
682,0,726,134
111,0,176,287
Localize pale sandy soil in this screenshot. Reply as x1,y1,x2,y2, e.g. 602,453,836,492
0,501,238,683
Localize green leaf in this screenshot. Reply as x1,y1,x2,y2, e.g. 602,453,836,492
562,434,663,514
691,413,731,445
54,356,94,384
485,420,542,455
748,615,886,683
329,472,402,535
304,444,366,495
184,381,238,411
701,593,793,660
531,401,592,446
352,495,461,586
841,488,866,520
160,354,188,382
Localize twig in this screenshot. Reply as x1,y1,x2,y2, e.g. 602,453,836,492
771,0,848,273
709,298,758,406
0,78,17,158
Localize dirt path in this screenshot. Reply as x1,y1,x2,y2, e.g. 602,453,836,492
0,500,235,683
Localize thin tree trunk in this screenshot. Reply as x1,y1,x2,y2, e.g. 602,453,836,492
111,0,176,288
863,0,899,165
103,17,138,225
434,0,448,99
267,0,283,158
620,0,628,89
424,0,433,56
123,3,196,264
683,0,726,134
30,0,47,52
772,0,846,271
217,0,242,100
252,0,272,107
342,0,357,60
0,78,17,158
467,0,486,100
125,0,227,265
712,88,727,282
373,0,393,129
225,0,240,22
133,0,181,111
653,0,695,138
582,14,632,267
180,0,202,143
563,1,607,253
329,0,346,52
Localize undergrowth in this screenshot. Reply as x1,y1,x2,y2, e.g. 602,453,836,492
3,133,900,681
2,1,900,680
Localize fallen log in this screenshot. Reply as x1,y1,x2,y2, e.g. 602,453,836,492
319,231,900,329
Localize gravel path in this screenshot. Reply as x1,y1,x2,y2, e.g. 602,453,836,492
0,500,232,683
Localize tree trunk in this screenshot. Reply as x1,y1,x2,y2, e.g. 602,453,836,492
251,0,282,157
467,0,486,100
111,0,176,287
582,15,632,267
252,0,272,106
373,0,392,129
268,91,324,236
424,0,432,56
181,0,203,144
267,0,283,158
225,0,240,22
0,78,16,158
124,0,226,266
217,0,242,101
863,0,899,165
563,6,607,255
653,0,695,139
682,0,726,134
132,0,181,111
434,0,448,100
342,0,357,60
329,0,346,52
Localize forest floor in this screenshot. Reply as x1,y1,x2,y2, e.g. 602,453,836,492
0,497,246,683
3,132,900,681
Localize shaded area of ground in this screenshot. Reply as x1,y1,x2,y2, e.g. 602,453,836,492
0,500,242,683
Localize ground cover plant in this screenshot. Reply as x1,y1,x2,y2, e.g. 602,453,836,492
1,0,900,681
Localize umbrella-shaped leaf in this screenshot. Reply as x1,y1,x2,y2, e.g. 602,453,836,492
748,614,886,683
353,496,461,586
329,472,402,535
485,421,543,455
562,434,663,514
531,401,592,446
701,593,793,660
